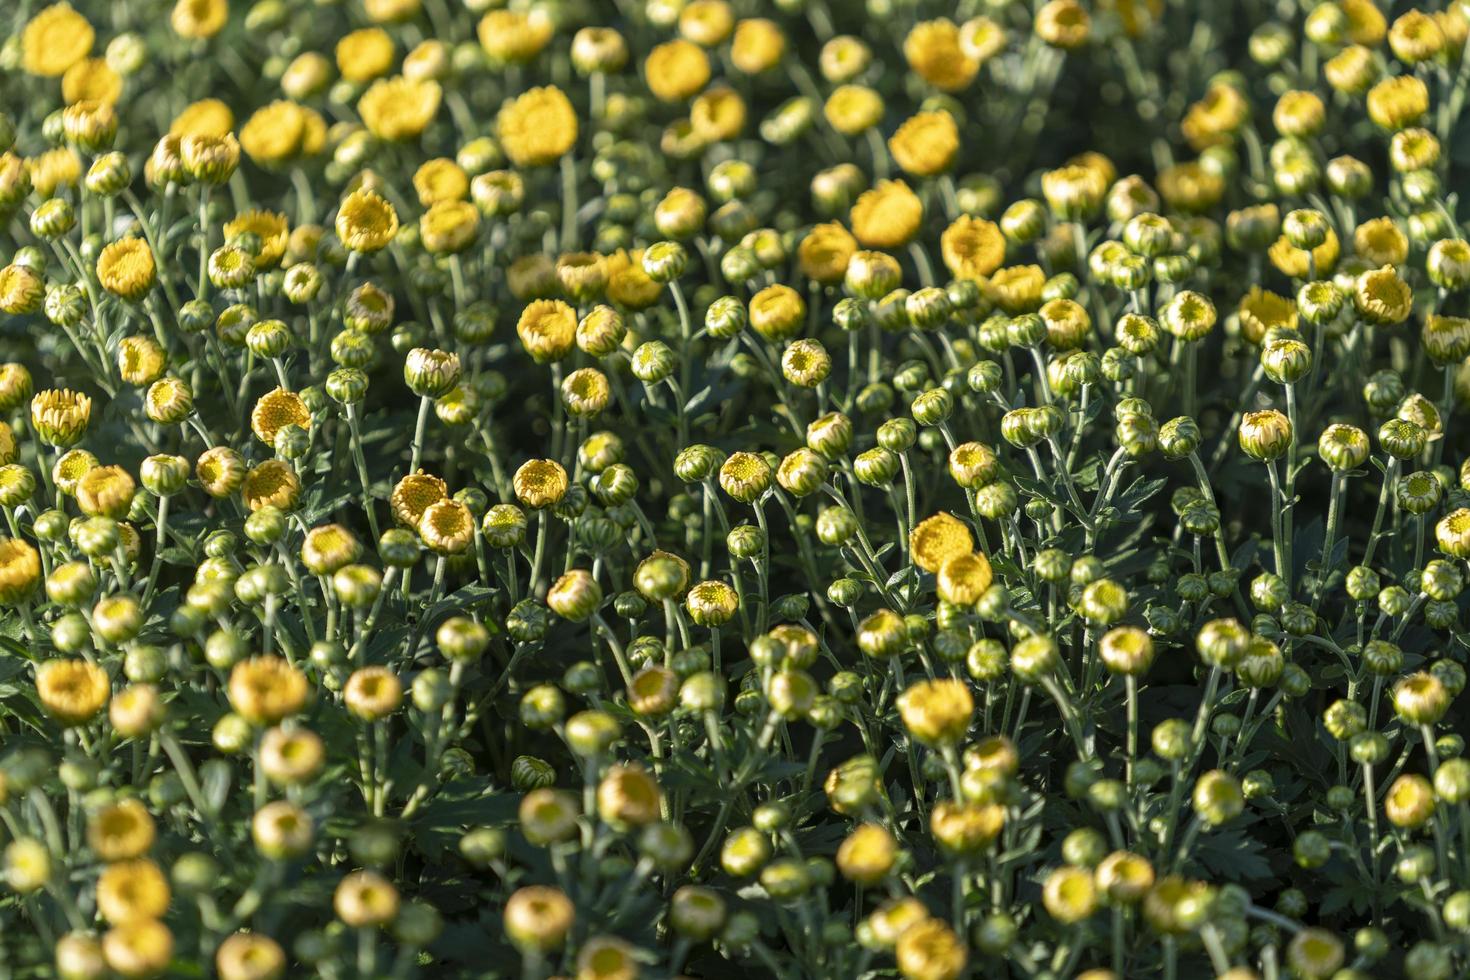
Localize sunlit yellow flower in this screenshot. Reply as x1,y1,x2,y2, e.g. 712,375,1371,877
36,659,110,725
88,800,156,862
691,86,747,143
170,98,235,139
941,215,1005,279
514,459,570,510
359,76,441,141
229,656,309,725
62,58,121,105
97,859,170,925
0,538,43,605
344,666,404,720
240,101,325,165
241,459,301,511
171,0,228,39
910,512,973,573
95,239,156,302
496,86,577,168
824,85,884,136
224,210,288,269
251,388,311,446
336,188,399,253
904,18,979,91
850,179,924,249
605,249,664,310
731,18,785,74
28,147,82,197
413,158,469,206
1267,228,1340,278
889,111,959,177
391,471,448,527
22,4,94,77
215,933,286,980
102,919,173,979
645,39,710,102
420,200,479,254
31,388,92,447
337,27,395,83
798,222,858,284
477,9,552,64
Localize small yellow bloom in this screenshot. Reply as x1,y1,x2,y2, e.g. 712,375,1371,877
605,249,663,311
910,512,973,573
904,18,979,91
337,27,395,83
62,58,122,105
96,238,156,302
30,388,92,447
29,147,82,197
359,76,441,141
88,799,156,862
420,200,479,254
215,933,286,980
513,459,570,510
798,222,858,284
0,538,42,605
241,459,301,511
897,678,974,745
336,188,399,253
1267,228,1340,278
171,0,229,39
497,86,578,168
76,465,135,520
102,918,173,979
419,498,475,555
941,215,1006,279
850,179,924,249
691,86,747,143
477,9,552,64
413,158,469,206
97,859,170,925
223,209,288,268
170,98,235,140
730,18,786,74
644,39,711,102
251,388,311,446
21,3,94,77
344,666,404,720
889,111,960,178
824,85,884,136
36,659,110,725
390,471,448,526
516,299,578,363
229,656,309,725
240,101,325,166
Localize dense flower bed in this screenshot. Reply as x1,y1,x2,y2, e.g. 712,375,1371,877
1,0,1470,977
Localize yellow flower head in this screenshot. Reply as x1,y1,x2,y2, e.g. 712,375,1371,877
62,58,121,105
890,111,960,178
1354,216,1408,268
196,446,245,497
336,188,399,253
798,222,857,284
419,498,475,555
97,859,170,925
477,9,553,64
941,215,1006,279
229,655,309,724
420,200,480,254
171,0,229,39
76,465,135,520
359,76,441,141
850,179,924,249
240,101,325,165
645,39,711,102
88,799,156,862
0,538,42,605
22,4,94,77
224,209,288,269
497,86,578,168
337,27,395,83
36,659,109,725
691,86,747,142
904,18,979,91
241,460,301,512
413,158,469,206
29,147,81,197
910,512,973,573
390,471,448,526
251,388,311,446
731,18,786,74
1367,74,1429,131
514,459,570,510
824,85,884,136
1267,228,1340,278
171,98,236,140
1237,286,1298,345
517,299,578,363
605,249,663,310
897,678,974,745
31,388,92,448
96,239,156,302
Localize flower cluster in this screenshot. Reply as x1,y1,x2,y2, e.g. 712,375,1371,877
2,0,1470,978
